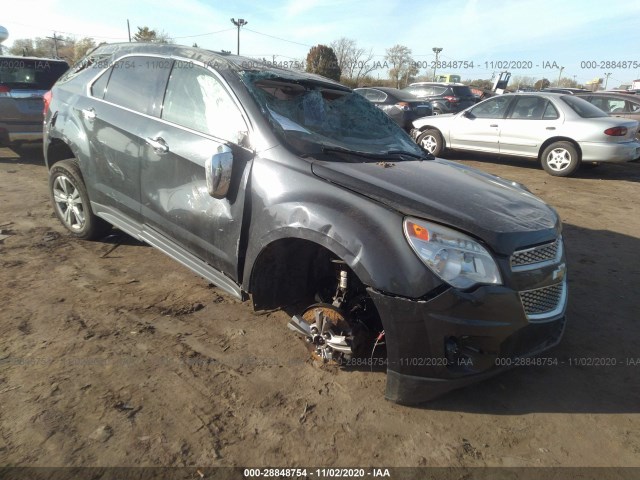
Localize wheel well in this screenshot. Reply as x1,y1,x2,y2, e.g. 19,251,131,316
46,139,75,169
538,137,581,161
249,238,349,311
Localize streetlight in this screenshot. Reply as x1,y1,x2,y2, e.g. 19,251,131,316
432,47,443,81
557,66,564,87
230,18,247,55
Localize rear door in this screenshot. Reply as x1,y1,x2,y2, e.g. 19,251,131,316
449,95,513,152
140,61,253,278
499,96,562,157
80,56,171,222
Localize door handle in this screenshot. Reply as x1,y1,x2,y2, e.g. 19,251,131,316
490,124,498,127
81,108,96,121
546,127,556,130
146,136,169,154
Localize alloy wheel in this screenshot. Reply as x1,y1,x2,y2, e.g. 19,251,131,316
546,148,572,172
52,175,85,231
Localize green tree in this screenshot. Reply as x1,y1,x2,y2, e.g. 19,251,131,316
305,45,341,81
134,26,172,43
384,44,417,88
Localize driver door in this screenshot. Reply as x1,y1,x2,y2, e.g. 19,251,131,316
449,96,513,153
140,62,252,279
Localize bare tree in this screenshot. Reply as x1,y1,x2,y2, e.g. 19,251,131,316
384,44,417,88
534,78,551,90
511,75,537,89
330,37,377,84
8,36,97,63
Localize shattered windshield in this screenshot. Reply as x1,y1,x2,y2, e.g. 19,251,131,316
242,71,424,159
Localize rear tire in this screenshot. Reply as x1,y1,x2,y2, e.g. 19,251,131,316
49,159,111,240
417,129,444,156
540,141,580,177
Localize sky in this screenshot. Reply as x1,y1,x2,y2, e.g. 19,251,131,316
2,0,640,88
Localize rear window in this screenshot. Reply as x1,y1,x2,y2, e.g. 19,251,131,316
393,90,418,101
0,58,68,90
451,86,473,97
560,95,608,118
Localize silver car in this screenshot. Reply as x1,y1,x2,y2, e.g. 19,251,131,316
412,92,640,176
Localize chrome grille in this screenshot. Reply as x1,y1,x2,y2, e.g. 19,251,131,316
520,281,566,321
511,238,561,270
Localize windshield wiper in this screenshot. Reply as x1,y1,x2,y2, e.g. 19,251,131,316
321,146,433,160
385,150,435,160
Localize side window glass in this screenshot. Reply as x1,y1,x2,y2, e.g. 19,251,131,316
374,91,387,102
508,97,547,119
103,56,171,115
470,96,512,119
162,64,247,144
607,99,626,113
90,68,111,99
542,102,559,119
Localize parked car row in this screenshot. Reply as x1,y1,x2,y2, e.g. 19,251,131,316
354,82,480,131
353,87,432,130
403,82,478,115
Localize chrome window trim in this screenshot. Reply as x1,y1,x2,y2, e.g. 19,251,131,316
83,52,254,148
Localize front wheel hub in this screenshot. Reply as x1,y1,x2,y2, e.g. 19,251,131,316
299,304,353,363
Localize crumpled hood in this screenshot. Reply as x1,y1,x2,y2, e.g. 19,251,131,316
311,158,560,256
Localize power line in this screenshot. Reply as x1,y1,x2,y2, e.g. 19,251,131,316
243,27,313,48
173,28,235,39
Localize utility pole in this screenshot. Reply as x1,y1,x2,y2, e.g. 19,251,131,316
604,72,612,89
46,32,60,58
557,66,564,87
432,47,443,81
230,18,247,55
127,19,131,42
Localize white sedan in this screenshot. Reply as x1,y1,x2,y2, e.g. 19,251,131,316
411,92,640,176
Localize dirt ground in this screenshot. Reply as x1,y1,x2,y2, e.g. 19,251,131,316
0,145,639,470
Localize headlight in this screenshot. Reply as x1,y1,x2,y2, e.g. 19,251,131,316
403,218,502,289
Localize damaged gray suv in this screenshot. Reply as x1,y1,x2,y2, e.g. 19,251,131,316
44,43,567,404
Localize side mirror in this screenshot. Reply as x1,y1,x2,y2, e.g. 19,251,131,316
205,145,233,199
462,110,472,118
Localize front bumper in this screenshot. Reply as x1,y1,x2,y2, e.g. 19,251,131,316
368,283,566,405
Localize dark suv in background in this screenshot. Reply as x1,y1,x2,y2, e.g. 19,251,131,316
402,82,477,115
0,56,68,145
43,43,567,404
